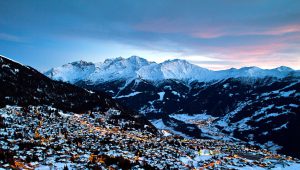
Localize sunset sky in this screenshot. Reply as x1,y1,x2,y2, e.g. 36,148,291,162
1,0,300,70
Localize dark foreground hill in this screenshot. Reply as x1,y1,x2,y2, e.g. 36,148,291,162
0,55,156,133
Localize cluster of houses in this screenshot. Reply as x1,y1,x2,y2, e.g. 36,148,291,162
0,105,299,169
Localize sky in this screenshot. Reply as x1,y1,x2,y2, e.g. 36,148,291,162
0,0,300,71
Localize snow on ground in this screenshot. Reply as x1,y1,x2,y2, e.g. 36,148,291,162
150,119,191,138
169,113,213,122
226,165,265,170
280,90,296,97
0,111,11,118
58,111,72,118
221,155,300,170
0,55,26,67
36,163,75,170
150,119,167,129
236,117,253,131
256,111,289,122
114,91,142,99
217,102,251,129
272,163,300,170
161,130,172,137
157,92,165,101
263,141,283,153
252,104,274,117
171,91,180,96
226,162,300,170
273,123,288,131
180,152,214,168
289,103,299,108
169,113,237,141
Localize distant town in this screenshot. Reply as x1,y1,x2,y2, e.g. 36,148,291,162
1,106,299,169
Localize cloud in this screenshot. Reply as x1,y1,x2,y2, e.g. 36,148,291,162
0,33,23,42
135,18,300,39
1,0,300,70
192,24,300,39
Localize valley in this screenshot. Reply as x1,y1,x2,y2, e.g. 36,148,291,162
0,55,300,169
46,56,300,159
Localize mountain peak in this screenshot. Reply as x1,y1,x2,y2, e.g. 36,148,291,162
162,58,186,63
70,60,93,65
274,66,293,72
103,56,124,64
239,66,262,70
45,56,298,84
102,56,150,66
64,60,95,69
126,56,150,66
128,55,146,61
161,59,208,70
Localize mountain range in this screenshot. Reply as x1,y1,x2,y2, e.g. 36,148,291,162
45,56,299,84
45,56,300,158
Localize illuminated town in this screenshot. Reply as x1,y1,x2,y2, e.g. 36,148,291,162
1,106,299,169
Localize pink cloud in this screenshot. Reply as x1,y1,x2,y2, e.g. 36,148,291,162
198,42,300,69
134,19,300,39
134,19,300,69
203,43,286,60
263,24,300,35
192,24,300,38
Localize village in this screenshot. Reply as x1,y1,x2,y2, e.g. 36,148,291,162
0,105,300,170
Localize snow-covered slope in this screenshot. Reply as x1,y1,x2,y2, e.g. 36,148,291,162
137,59,213,82
45,56,299,84
215,66,297,80
45,56,151,84
44,60,96,83
88,56,150,83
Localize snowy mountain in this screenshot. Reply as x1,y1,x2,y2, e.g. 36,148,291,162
45,60,96,84
0,55,156,132
45,56,151,84
45,56,300,84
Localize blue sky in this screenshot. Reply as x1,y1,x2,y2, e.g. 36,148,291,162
0,0,300,71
